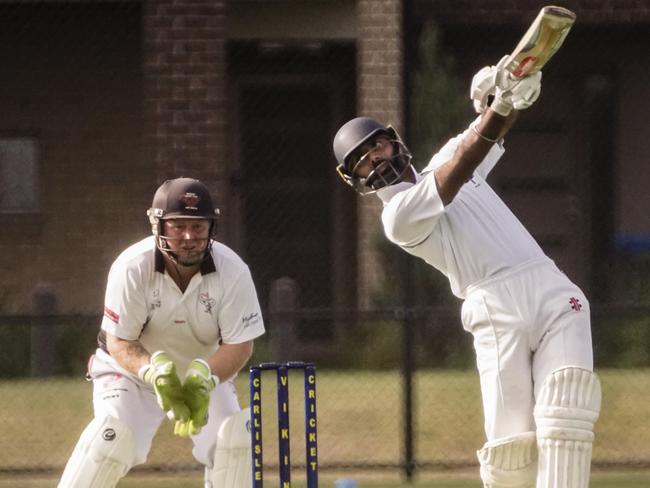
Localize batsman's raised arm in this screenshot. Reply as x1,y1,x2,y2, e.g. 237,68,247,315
378,57,541,247
435,57,541,205
433,109,516,205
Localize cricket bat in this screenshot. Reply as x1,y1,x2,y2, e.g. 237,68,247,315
505,6,576,79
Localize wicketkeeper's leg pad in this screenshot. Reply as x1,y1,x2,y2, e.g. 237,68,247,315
204,408,251,488
534,366,601,488
477,431,537,487
58,415,135,488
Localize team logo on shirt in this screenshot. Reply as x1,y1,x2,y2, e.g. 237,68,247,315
200,292,216,314
242,312,260,328
103,307,120,324
150,289,161,311
569,297,582,311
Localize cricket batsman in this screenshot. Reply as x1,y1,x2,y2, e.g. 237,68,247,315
332,55,601,487
58,177,264,487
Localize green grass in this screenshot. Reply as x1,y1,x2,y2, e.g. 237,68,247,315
2,470,650,487
1,368,649,486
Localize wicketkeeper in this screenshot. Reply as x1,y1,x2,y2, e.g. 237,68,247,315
58,177,264,488
333,57,601,488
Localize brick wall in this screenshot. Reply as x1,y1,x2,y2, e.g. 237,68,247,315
0,3,146,314
356,0,404,309
142,0,229,229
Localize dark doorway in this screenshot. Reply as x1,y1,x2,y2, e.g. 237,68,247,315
228,42,356,341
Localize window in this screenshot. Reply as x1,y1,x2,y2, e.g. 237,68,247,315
0,137,39,213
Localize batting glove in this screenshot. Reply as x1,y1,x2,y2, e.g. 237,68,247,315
139,351,190,422
173,359,218,437
471,55,521,116
471,66,497,114
510,71,542,110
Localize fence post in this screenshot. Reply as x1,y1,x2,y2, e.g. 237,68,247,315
402,312,415,481
30,283,57,377
269,277,300,362
400,254,416,481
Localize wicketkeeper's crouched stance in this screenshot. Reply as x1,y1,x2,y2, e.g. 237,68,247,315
58,178,264,488
59,355,254,488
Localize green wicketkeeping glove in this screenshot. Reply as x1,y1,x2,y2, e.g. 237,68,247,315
173,359,218,437
139,351,190,422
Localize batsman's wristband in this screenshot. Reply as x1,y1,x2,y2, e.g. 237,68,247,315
471,124,500,144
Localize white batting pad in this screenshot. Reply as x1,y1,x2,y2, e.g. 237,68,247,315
477,431,537,487
205,409,252,488
534,367,601,488
58,415,135,488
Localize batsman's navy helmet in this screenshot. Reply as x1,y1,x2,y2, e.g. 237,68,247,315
333,117,414,195
333,117,394,173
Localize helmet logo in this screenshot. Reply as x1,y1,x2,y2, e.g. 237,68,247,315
180,192,200,210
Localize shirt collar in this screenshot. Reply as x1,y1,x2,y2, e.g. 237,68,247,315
200,252,217,275
154,246,165,273
376,178,420,204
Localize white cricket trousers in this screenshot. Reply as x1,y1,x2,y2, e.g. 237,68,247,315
460,258,594,441
87,349,241,468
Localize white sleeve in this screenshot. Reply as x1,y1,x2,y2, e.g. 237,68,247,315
218,266,265,344
380,171,446,248
101,264,148,341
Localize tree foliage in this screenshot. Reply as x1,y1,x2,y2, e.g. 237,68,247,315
410,22,471,169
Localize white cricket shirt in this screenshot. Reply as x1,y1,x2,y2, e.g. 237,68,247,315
100,236,265,377
378,124,546,299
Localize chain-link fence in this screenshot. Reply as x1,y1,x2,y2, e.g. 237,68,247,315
1,302,650,478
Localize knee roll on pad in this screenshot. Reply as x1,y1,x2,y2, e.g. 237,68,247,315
477,431,537,487
534,366,601,488
58,416,135,488
205,409,252,488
